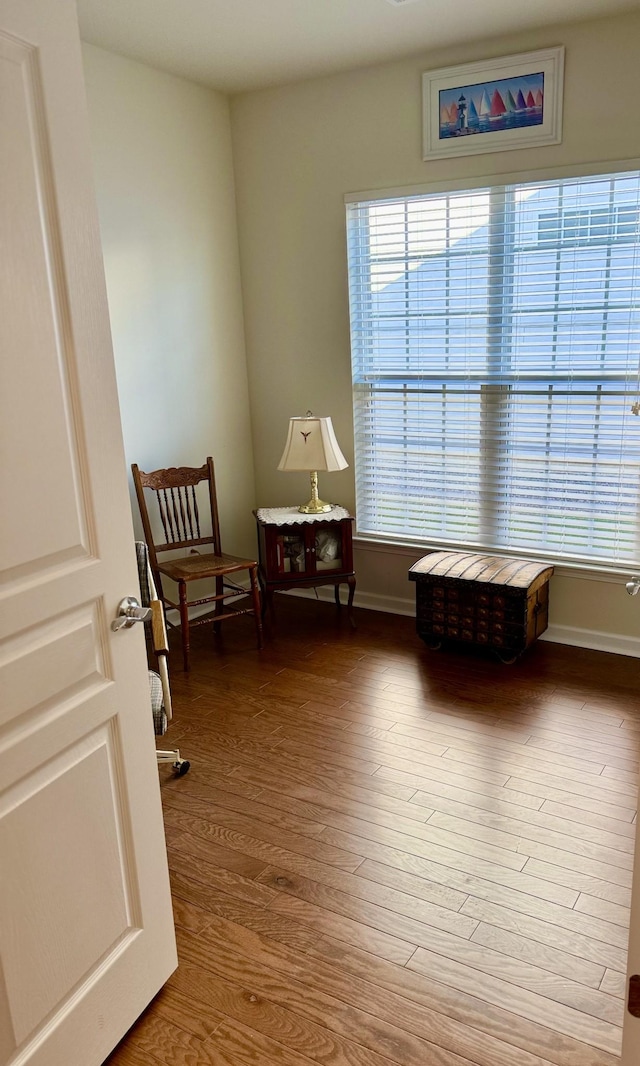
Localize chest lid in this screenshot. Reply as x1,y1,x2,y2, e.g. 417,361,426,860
409,551,553,591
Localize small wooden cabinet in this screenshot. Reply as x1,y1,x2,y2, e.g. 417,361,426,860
254,507,355,624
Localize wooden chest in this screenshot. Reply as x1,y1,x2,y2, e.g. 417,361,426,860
409,551,553,663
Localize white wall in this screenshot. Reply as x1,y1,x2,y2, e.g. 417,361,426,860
230,11,640,652
82,44,256,557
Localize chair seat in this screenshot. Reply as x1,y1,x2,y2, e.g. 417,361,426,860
158,551,258,582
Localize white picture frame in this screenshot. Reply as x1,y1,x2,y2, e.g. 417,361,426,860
422,46,565,161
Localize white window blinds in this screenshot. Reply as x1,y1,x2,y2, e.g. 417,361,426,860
346,172,640,567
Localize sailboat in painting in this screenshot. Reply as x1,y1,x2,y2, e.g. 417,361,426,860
478,89,491,118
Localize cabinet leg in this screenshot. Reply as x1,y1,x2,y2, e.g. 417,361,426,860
347,576,356,629
257,571,268,619
266,588,276,625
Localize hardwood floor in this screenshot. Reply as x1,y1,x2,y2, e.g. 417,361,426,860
105,596,640,1066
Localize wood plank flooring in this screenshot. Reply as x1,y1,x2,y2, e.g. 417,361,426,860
104,596,640,1066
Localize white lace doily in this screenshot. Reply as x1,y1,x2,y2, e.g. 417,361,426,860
256,505,351,525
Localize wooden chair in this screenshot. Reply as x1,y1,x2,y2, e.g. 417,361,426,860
132,458,263,671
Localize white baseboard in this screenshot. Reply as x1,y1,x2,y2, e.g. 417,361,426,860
287,586,640,658
285,584,414,617
541,624,640,659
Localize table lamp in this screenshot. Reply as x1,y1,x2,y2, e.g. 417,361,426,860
278,412,348,513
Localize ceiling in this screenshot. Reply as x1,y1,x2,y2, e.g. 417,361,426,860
77,0,640,94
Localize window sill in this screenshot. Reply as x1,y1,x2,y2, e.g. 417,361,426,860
353,534,636,584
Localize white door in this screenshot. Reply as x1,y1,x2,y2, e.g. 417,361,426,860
0,1,177,1064
622,804,640,1064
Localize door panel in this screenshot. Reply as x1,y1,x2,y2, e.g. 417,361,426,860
1,30,89,580
0,738,131,1044
1,603,106,728
0,2,177,1064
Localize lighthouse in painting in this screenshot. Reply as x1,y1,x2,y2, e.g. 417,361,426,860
439,71,544,140
456,93,468,131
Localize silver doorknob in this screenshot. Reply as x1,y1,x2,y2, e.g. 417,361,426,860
111,596,152,631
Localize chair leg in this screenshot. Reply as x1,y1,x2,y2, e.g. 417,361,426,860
178,580,190,671
214,575,224,636
249,565,264,649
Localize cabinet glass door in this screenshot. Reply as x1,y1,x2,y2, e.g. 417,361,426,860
314,525,343,572
275,531,306,575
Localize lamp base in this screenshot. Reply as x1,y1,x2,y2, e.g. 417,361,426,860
298,498,332,514
298,470,333,514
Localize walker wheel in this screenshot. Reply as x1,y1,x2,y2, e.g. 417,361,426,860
173,760,190,776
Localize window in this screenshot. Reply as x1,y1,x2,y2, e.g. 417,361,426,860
346,172,640,567
538,205,640,244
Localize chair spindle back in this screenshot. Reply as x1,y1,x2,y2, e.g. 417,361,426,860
157,484,201,544
132,458,222,571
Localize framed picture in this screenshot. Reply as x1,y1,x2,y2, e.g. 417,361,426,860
422,46,564,160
